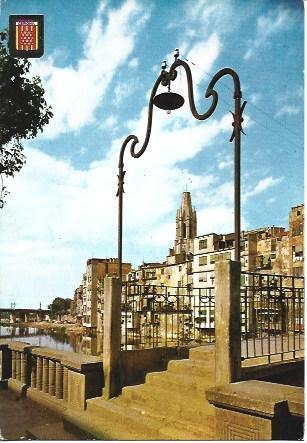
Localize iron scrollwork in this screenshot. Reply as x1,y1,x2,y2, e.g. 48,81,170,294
117,53,247,278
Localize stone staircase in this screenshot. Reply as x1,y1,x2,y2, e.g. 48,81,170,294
64,345,217,440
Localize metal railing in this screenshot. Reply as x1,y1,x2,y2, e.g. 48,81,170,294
121,284,215,350
240,272,304,362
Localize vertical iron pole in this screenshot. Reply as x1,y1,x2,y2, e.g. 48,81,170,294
234,96,241,263
118,164,124,282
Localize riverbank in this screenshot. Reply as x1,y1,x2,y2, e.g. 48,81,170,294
1,320,84,334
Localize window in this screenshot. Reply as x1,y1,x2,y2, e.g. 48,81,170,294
271,240,276,252
199,272,207,282
297,210,301,216
179,266,182,271
183,223,186,238
199,256,207,266
293,267,303,277
210,252,231,263
161,268,164,275
219,240,225,249
292,224,303,236
293,245,303,258
199,239,207,249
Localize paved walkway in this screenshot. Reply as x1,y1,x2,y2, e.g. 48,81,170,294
0,389,80,440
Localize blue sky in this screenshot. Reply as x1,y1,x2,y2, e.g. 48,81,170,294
0,0,304,308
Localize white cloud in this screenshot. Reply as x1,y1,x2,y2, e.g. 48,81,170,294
275,105,300,118
0,88,278,309
245,176,284,199
185,33,221,82
244,6,298,60
267,197,276,204
218,155,233,170
0,101,238,308
198,206,245,234
30,0,150,138
79,146,88,156
250,93,261,104
113,81,136,106
168,0,238,38
0,18,280,309
99,114,118,131
128,57,139,69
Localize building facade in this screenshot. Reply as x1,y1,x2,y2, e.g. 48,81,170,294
126,194,304,342
130,194,304,289
72,258,131,332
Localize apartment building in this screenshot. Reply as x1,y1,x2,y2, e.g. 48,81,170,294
131,193,304,289
73,258,131,331
127,193,303,341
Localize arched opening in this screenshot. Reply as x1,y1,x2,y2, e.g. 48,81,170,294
182,222,186,238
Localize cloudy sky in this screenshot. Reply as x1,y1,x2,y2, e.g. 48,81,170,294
0,0,303,308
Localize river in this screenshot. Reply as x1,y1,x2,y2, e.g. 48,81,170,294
0,325,103,356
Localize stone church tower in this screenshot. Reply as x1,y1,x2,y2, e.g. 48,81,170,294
174,192,197,256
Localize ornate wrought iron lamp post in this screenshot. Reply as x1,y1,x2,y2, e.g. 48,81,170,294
117,49,246,281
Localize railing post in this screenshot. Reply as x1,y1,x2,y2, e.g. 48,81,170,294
215,260,241,384
15,352,21,381
31,356,37,388
63,367,68,401
36,356,43,390
55,362,63,399
0,344,11,384
20,352,27,384
11,350,16,379
42,358,49,393
48,360,56,396
103,276,122,399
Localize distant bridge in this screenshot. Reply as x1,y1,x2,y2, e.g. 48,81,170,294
0,308,51,323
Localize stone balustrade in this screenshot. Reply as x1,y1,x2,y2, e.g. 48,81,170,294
6,341,33,395
0,342,11,387
3,341,103,412
206,380,304,440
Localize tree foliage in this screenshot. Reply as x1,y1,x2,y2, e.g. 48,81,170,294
48,297,72,314
0,30,53,207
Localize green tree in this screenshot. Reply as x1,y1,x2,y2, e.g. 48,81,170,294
48,297,72,314
0,30,53,207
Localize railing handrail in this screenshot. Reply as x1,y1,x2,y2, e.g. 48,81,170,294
123,282,215,291
241,270,304,281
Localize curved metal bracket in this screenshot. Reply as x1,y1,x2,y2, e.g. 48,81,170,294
117,57,247,278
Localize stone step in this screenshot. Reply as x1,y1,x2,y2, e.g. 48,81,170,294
26,421,81,440
146,369,215,393
189,344,215,361
86,397,167,439
86,396,213,440
115,392,215,441
120,380,215,425
64,407,149,440
167,358,215,377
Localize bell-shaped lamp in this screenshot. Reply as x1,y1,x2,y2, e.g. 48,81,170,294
153,92,184,111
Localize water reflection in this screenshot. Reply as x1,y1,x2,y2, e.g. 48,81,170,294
0,324,103,356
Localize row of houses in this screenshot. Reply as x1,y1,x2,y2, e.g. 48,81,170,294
70,192,304,335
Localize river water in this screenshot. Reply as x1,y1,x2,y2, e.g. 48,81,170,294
0,325,103,356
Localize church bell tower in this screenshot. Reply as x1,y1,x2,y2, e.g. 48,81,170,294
174,192,197,256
